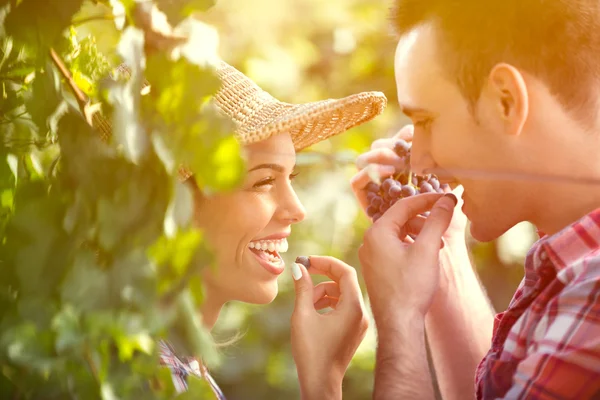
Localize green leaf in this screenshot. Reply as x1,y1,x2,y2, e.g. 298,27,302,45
172,17,219,68
52,305,83,353
60,250,111,312
1,322,55,371
116,331,154,362
4,0,85,51
108,27,148,164
101,383,119,400
25,61,63,135
175,289,219,367
148,229,202,278
176,376,217,399
164,179,193,238
156,0,217,26
1,188,13,208
191,133,245,193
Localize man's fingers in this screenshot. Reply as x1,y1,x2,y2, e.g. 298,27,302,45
356,148,406,170
377,193,445,231
415,194,457,254
405,215,427,236
312,281,341,304
392,124,414,141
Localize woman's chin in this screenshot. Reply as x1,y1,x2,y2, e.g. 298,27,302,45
237,281,279,305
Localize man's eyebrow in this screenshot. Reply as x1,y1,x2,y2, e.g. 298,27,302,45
248,163,286,173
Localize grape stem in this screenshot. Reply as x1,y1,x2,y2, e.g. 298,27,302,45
48,48,90,121
49,48,107,136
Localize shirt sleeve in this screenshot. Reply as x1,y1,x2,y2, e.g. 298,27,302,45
499,278,600,400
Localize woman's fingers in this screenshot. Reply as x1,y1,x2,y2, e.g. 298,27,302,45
312,281,341,304
314,296,339,311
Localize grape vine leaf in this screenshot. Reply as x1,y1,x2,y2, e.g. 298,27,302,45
156,0,217,26
4,0,85,51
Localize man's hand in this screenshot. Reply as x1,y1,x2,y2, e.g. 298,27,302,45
290,256,369,400
350,124,468,288
359,193,457,319
351,125,494,400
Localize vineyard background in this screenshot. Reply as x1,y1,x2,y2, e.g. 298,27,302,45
1,0,536,399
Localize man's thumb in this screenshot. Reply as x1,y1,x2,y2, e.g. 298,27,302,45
291,262,313,309
416,193,457,252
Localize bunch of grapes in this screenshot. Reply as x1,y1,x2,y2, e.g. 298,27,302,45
366,139,449,222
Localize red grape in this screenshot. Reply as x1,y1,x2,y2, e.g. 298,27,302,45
364,139,446,223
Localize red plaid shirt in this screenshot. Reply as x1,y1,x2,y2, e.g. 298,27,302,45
475,209,600,399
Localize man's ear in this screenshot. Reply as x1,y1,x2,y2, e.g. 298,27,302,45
487,63,529,136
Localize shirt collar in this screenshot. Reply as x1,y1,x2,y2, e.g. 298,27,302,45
533,208,600,276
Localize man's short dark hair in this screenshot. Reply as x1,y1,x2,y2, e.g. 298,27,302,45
391,0,600,123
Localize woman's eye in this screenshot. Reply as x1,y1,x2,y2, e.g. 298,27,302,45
290,171,299,180
253,178,275,189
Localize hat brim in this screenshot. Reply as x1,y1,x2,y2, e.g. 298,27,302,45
233,91,387,151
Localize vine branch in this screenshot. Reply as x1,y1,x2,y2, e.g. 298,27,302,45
71,13,120,27
49,48,89,117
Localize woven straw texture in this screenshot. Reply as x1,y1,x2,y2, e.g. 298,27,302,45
98,61,387,180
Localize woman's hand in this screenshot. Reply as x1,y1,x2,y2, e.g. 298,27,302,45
290,256,369,400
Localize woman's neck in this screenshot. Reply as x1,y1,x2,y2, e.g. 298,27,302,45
199,285,226,330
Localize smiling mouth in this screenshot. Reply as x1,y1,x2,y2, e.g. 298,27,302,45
248,238,288,275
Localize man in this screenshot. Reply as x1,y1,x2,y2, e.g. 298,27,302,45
351,0,600,399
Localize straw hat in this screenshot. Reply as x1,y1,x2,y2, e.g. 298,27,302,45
98,61,387,180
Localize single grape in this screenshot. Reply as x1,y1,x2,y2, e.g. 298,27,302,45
371,196,383,209
401,185,416,197
429,177,440,191
411,176,419,186
382,178,395,192
366,205,379,217
372,213,382,222
389,185,403,198
380,202,390,213
366,182,380,193
440,183,451,192
393,139,411,157
420,182,434,193
295,256,311,269
367,192,377,202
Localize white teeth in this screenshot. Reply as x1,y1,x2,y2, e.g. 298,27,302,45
248,238,289,253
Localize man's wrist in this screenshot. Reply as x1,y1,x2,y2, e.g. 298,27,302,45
375,308,425,342
372,304,426,333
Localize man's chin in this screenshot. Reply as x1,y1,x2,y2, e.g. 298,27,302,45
469,220,502,243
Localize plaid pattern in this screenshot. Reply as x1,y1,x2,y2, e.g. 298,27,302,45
159,341,226,399
475,209,600,399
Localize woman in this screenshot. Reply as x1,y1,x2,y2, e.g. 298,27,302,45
111,61,387,398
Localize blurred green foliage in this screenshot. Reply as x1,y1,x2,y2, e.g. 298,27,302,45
0,0,241,397
0,0,534,399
